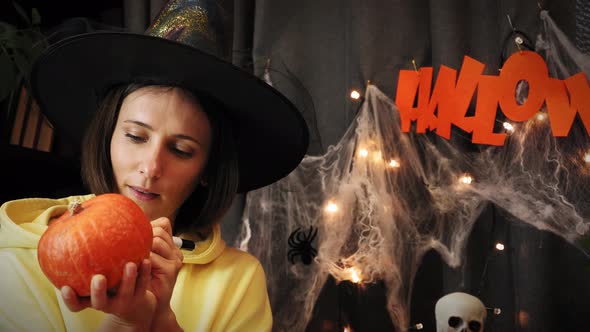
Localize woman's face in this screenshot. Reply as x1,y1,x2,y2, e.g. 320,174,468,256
110,86,212,222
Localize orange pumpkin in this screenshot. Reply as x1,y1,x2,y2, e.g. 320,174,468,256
37,193,152,296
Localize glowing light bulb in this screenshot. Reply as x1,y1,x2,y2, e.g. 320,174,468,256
536,113,546,121
388,159,400,168
584,152,590,163
325,201,338,213
495,242,505,251
343,326,351,332
408,323,424,331
518,310,530,327
487,307,503,315
348,267,361,283
359,149,369,158
503,122,514,133
459,174,473,185
350,90,361,100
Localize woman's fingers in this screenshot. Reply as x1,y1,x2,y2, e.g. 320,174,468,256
60,285,90,312
151,218,174,249
150,217,184,264
152,229,173,252
115,262,138,304
135,259,151,295
61,261,153,316
90,275,108,310
150,251,183,273
152,234,183,261
151,225,184,264
151,217,173,235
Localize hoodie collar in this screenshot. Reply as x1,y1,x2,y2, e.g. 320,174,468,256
181,224,225,264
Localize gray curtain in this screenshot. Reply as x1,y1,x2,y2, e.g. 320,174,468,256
27,1,587,330
232,1,589,331
576,0,590,53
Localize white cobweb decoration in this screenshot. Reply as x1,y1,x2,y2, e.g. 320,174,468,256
237,11,590,332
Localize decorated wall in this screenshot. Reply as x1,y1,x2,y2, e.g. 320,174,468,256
233,1,590,331
2,1,588,331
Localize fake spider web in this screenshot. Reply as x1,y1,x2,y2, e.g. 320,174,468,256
237,11,590,332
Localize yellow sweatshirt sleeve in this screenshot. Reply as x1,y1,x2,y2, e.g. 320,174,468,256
0,195,104,332
224,262,272,332
0,248,66,331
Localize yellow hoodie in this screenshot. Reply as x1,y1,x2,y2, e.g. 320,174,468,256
0,195,272,332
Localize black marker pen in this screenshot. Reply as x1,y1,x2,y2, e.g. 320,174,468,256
172,236,196,250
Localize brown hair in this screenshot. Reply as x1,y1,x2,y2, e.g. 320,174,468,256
81,82,239,235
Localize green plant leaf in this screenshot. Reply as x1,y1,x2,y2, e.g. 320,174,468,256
0,25,20,51
0,8,48,102
31,8,41,26
0,22,17,42
12,1,31,26
11,48,30,77
12,31,35,53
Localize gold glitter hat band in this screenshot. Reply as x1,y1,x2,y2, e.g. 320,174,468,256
30,0,309,192
147,0,225,58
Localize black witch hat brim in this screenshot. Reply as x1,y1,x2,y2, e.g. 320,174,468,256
31,32,309,192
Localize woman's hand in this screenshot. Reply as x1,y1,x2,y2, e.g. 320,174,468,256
149,217,184,331
149,217,184,309
60,259,157,330
59,217,183,331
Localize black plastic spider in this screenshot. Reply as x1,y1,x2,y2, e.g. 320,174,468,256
287,226,318,265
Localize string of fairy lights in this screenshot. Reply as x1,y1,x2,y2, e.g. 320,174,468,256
308,12,590,330
327,80,589,331
349,85,590,167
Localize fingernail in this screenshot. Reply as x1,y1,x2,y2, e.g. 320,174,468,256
61,286,70,299
92,275,102,289
126,263,136,277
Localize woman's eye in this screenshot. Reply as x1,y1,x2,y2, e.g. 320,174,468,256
125,133,146,143
173,148,193,158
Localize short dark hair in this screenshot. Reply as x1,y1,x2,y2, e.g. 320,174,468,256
81,82,239,235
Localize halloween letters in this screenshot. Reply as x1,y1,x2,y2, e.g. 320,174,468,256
395,51,590,145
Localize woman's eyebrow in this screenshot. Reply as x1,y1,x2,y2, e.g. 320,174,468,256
175,134,201,146
123,119,201,146
124,119,153,130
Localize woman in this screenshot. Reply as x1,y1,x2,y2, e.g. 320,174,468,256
0,0,308,331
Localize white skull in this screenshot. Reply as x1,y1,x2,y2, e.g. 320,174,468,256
435,292,486,332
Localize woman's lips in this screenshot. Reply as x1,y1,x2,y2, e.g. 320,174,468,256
129,186,160,201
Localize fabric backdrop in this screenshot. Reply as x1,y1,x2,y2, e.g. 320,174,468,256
3,0,587,331
232,1,588,331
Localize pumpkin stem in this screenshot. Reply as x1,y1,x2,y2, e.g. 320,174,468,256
68,200,82,216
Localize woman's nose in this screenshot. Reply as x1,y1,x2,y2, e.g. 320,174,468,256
139,146,163,180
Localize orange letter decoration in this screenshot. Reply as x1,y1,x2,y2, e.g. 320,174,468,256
498,51,548,122
472,75,507,146
395,67,438,133
394,51,589,145
435,56,485,139
545,73,590,136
